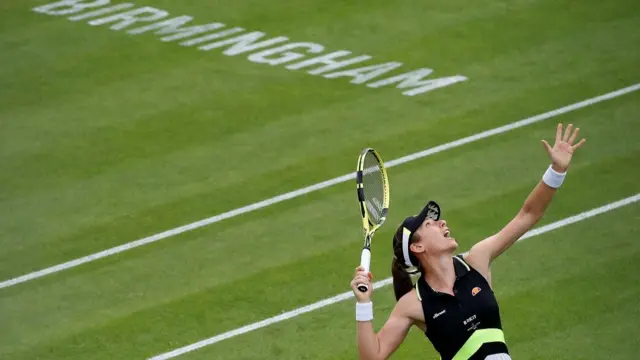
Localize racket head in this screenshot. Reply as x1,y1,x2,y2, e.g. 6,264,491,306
356,148,390,235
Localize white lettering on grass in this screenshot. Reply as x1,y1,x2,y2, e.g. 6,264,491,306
33,0,110,16
199,32,289,55
367,68,468,96
88,6,169,31
31,0,469,97
127,16,226,43
248,42,325,66
323,62,403,84
179,28,245,46
68,3,134,21
286,51,372,75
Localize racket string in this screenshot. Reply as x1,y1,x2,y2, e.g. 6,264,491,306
362,152,385,224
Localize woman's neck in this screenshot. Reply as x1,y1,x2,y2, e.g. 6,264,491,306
422,254,456,295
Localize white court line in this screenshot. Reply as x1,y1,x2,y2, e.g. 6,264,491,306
1,83,638,291
149,193,640,360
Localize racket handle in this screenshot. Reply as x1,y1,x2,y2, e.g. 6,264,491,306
357,248,371,293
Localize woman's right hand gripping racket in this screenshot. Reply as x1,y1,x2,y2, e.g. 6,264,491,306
355,148,390,293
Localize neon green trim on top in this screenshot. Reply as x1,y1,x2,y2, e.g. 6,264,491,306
453,256,470,271
452,328,505,360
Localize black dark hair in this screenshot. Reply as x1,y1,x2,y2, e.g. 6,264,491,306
391,226,420,301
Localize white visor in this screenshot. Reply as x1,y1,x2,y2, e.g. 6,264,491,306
401,227,414,268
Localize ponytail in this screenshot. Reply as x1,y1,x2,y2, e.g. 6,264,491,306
391,257,414,301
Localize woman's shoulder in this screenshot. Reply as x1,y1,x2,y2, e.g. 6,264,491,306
396,288,427,331
397,288,426,320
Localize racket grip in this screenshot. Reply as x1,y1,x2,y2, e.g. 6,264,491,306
357,248,371,293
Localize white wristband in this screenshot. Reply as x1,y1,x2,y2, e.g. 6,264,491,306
356,301,373,322
542,165,566,188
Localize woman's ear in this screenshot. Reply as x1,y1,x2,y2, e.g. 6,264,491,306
410,242,423,254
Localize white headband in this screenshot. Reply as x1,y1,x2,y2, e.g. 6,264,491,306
401,228,414,268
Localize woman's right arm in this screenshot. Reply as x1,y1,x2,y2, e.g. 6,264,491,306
351,267,414,360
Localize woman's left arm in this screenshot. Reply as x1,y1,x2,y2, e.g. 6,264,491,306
465,123,586,283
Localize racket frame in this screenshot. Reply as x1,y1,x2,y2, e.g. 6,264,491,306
355,148,390,292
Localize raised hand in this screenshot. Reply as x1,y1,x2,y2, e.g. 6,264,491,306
541,123,586,173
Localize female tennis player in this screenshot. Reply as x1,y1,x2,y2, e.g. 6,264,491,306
350,123,586,360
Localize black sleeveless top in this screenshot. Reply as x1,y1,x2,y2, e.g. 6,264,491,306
416,255,509,360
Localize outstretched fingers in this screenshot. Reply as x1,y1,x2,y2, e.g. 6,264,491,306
563,124,573,142
572,138,586,150
568,127,580,145
541,139,553,155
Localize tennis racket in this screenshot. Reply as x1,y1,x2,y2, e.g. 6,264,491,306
355,148,390,293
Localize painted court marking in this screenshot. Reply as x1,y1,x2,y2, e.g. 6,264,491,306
0,83,638,290
149,193,640,360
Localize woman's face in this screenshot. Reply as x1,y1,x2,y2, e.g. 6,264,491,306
410,218,458,256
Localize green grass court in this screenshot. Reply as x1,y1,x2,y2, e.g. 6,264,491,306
1,0,639,359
